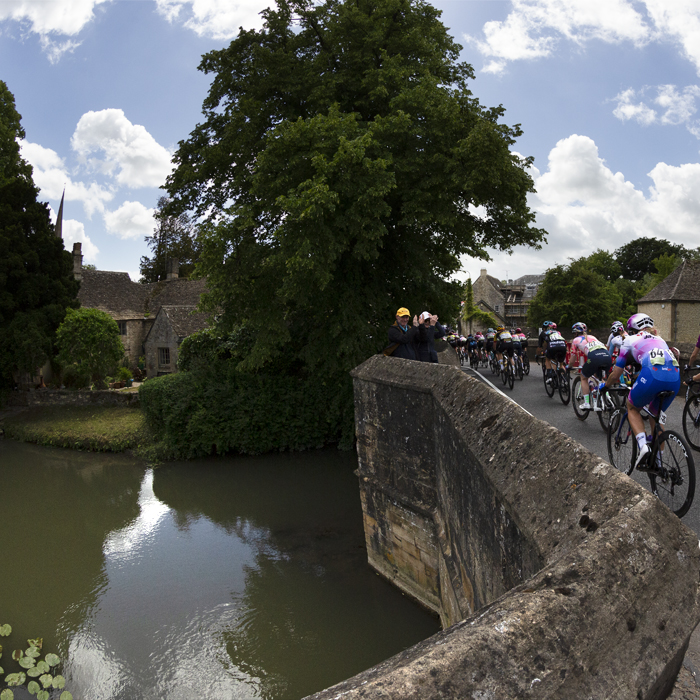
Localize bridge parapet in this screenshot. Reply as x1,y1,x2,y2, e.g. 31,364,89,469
306,355,700,700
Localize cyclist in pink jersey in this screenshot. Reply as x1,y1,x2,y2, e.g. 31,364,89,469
569,322,612,410
604,313,681,467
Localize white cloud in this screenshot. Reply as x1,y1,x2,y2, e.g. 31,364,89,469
103,201,155,240
644,0,700,75
60,218,100,263
612,85,700,137
71,109,173,189
461,134,700,279
155,0,272,38
467,0,650,73
20,139,113,217
0,0,111,62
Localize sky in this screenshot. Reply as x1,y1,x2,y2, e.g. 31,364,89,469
1,0,699,283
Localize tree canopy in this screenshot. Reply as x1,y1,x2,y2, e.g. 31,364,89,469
0,80,79,389
614,237,686,281
139,196,200,283
166,0,546,379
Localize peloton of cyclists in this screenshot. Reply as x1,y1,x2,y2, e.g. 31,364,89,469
569,322,613,411
604,313,681,468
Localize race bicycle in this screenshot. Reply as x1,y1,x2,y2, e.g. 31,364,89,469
572,371,630,433
682,365,700,451
607,392,695,518
538,355,571,405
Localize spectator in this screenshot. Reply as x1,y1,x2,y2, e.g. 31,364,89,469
416,311,445,363
384,307,426,360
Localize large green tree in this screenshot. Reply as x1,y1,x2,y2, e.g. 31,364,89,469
139,196,200,283
166,0,545,380
0,80,79,389
614,237,686,281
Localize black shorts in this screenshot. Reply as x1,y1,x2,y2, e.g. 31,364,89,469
546,345,567,363
497,340,513,356
512,342,522,355
581,348,612,379
485,340,493,352
477,340,484,349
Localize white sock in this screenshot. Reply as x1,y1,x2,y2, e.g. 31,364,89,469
584,395,590,406
636,432,647,450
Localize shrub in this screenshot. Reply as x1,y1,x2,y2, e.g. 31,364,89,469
139,362,354,458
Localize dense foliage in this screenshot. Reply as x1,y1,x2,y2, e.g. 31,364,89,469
165,0,545,380
56,308,125,388
0,80,79,390
140,334,353,457
139,196,200,283
527,242,697,330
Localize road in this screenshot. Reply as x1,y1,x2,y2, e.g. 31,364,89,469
460,361,700,536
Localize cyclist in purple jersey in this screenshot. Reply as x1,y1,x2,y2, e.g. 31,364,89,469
604,313,681,467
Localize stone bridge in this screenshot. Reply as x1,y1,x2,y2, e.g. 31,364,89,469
306,355,700,700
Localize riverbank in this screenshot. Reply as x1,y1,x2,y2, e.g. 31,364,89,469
0,404,154,454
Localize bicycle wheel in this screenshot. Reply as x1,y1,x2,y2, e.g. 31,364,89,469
517,357,524,380
682,396,700,451
501,365,508,385
558,370,571,405
572,376,589,421
544,369,555,398
523,354,530,375
607,409,636,475
649,430,696,518
508,363,515,389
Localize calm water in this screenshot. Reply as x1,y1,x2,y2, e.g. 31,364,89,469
0,441,439,700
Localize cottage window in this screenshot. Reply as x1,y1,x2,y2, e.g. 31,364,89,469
495,305,500,312
117,321,127,335
158,347,171,366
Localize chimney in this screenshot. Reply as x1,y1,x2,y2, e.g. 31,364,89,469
166,258,179,280
480,268,487,279
72,242,83,281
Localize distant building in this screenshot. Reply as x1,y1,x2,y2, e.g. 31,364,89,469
73,244,210,373
637,260,700,347
471,269,544,330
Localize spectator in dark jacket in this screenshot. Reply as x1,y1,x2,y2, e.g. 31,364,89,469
385,307,426,360
416,311,445,363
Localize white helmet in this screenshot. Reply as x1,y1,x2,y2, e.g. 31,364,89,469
627,313,654,333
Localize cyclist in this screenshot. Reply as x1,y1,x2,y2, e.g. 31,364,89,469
495,326,514,372
604,313,681,467
569,322,612,410
485,327,496,360
475,330,485,362
542,323,567,383
510,328,522,363
607,321,627,360
466,333,478,364
537,321,554,363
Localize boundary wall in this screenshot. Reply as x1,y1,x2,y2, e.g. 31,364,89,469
5,389,139,408
306,355,700,700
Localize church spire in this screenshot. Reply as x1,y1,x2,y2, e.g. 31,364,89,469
55,189,65,239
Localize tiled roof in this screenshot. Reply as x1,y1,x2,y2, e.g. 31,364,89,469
77,270,207,317
487,275,502,290
513,274,545,286
637,261,700,302
162,305,211,338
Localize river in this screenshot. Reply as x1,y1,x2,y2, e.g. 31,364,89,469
0,441,439,700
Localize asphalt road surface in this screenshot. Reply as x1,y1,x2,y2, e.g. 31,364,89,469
461,360,700,536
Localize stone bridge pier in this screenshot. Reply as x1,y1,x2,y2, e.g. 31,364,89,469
306,355,700,700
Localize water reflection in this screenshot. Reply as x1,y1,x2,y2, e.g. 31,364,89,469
1,443,439,700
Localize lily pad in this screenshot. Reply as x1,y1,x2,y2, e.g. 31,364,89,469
39,673,53,688
0,689,14,700
28,681,40,695
11,649,22,661
0,624,12,636
52,675,66,689
27,638,42,650
19,655,36,668
36,659,49,673
45,653,60,667
60,693,73,700
37,691,49,700
25,646,41,658
5,671,27,686
27,665,43,677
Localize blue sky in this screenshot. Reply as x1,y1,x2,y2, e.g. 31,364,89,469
2,0,699,283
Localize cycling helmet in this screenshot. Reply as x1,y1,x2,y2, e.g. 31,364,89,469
487,328,494,333
610,321,624,335
495,326,505,332
542,321,553,328
515,327,522,333
572,322,587,334
627,313,654,333
549,322,557,330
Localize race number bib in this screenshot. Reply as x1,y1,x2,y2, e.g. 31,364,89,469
549,332,564,342
649,347,677,367
588,341,606,352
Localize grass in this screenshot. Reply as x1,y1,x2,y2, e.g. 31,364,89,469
1,405,155,453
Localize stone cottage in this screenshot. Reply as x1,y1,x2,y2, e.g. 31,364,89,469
74,245,210,370
637,260,700,357
143,305,210,378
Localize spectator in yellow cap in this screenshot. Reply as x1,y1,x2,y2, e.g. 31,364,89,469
384,307,426,360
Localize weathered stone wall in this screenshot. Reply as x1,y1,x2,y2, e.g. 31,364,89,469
6,389,139,408
305,356,700,700
144,312,180,378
